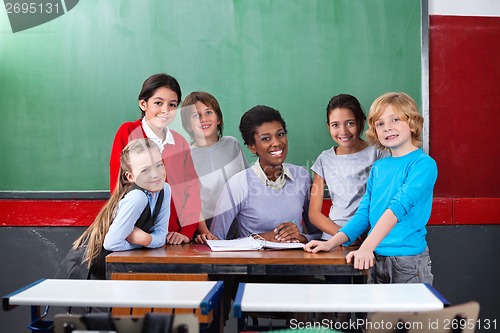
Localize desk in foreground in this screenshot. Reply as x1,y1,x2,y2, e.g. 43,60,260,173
106,243,365,279
233,283,449,317
3,279,224,333
4,279,222,314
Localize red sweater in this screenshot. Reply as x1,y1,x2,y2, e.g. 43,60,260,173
109,119,200,239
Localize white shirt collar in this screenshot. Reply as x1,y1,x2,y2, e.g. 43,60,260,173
141,118,175,153
251,159,294,190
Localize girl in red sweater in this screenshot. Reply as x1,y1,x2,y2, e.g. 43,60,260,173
109,73,202,244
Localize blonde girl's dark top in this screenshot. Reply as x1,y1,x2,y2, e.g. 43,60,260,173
55,185,167,280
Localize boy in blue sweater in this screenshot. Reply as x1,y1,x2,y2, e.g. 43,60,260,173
304,92,437,284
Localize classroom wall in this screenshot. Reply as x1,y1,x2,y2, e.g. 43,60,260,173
427,0,500,228
429,0,500,198
426,0,500,328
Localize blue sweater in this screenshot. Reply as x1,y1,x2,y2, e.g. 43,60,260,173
340,149,437,256
210,163,321,241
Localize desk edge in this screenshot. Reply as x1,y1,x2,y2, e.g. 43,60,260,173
3,278,46,311
424,283,450,307
200,280,224,315
232,283,246,318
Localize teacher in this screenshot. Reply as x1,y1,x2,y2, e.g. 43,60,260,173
210,105,320,243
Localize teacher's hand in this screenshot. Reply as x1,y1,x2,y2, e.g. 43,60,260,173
273,222,306,243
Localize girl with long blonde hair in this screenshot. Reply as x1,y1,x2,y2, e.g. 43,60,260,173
56,138,171,280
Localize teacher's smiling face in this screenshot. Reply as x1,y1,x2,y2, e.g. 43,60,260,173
140,87,179,134
249,120,288,171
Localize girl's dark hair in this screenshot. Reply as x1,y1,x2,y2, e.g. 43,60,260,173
239,105,287,146
181,91,224,139
138,73,182,117
326,94,366,137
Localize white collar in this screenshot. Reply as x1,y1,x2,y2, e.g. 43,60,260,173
251,159,294,190
141,118,175,152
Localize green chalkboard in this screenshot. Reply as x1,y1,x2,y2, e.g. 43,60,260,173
0,0,423,192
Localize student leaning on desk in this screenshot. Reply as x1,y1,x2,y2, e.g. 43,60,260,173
309,94,388,285
55,138,171,280
109,73,201,244
305,92,437,285
308,94,388,242
209,105,321,243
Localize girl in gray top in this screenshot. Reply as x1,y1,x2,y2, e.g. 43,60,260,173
309,94,387,240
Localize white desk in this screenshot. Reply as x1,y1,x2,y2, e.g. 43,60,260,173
233,283,449,317
4,279,223,314
3,279,224,333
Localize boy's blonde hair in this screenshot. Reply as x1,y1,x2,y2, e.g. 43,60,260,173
366,92,423,149
73,138,160,267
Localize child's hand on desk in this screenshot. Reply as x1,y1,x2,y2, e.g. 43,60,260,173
194,232,218,244
346,247,375,270
273,222,306,243
166,232,190,245
303,240,335,253
126,227,153,247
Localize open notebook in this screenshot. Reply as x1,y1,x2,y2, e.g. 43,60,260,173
206,236,305,251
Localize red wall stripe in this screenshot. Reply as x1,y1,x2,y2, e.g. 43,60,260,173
454,198,500,225
0,200,105,227
320,197,498,226
428,198,453,225
1,198,498,227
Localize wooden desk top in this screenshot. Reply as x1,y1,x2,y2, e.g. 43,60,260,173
106,244,364,278
106,243,354,265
